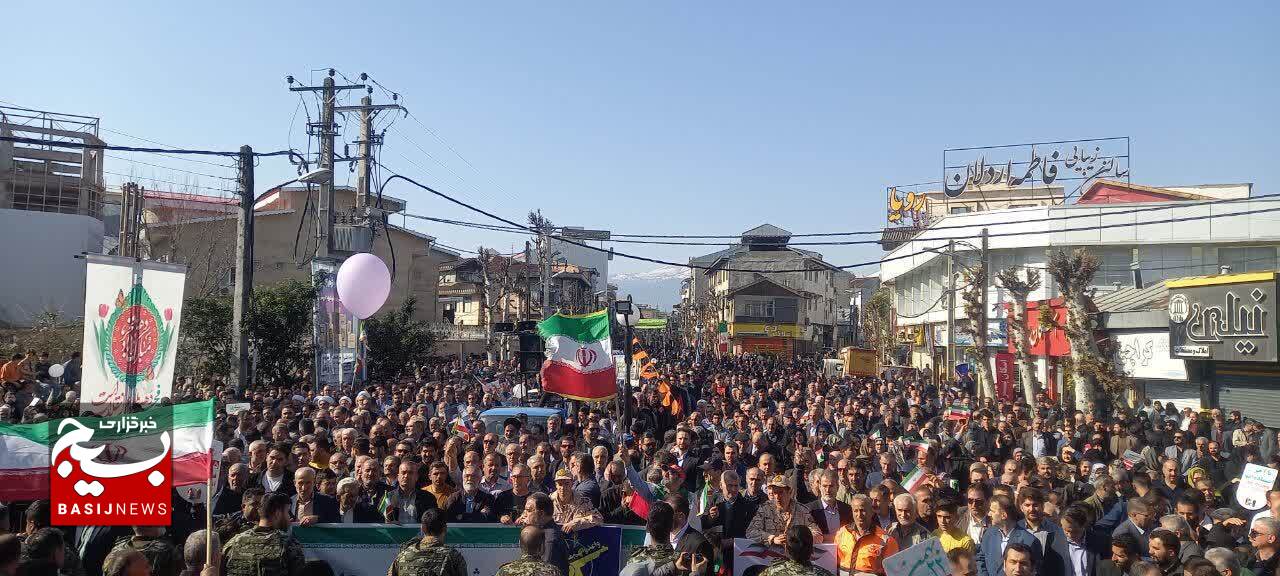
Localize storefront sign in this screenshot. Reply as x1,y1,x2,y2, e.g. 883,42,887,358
1013,299,1071,357
995,352,1015,401
943,137,1130,199
887,186,930,228
932,319,1007,348
1113,331,1188,380
730,322,801,338
1168,273,1277,363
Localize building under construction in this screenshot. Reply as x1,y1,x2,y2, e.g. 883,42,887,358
0,105,107,327
0,105,105,218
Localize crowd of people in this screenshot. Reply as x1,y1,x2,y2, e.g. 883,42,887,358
3,346,1280,576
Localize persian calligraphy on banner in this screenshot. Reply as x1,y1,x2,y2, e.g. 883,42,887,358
943,138,1130,198
79,254,186,416
884,538,949,576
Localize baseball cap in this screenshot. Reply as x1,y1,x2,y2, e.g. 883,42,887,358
554,468,573,482
767,475,789,489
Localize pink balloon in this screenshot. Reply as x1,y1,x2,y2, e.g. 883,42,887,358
336,253,391,319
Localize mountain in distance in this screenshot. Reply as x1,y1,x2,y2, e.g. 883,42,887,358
611,266,688,311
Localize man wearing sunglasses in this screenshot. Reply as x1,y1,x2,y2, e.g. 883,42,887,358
1250,517,1280,576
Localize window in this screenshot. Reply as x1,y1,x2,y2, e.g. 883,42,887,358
950,206,971,214
1219,246,1278,274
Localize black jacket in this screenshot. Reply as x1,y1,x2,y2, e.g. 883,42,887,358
291,493,341,524
444,489,497,523
674,526,716,576
699,495,758,540
211,486,244,516
806,499,853,537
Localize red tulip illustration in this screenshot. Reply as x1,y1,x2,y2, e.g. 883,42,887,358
164,308,173,321
98,304,109,318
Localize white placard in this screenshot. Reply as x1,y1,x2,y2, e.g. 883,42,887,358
1237,463,1279,510
1114,331,1188,380
80,255,186,415
226,402,252,415
884,537,949,576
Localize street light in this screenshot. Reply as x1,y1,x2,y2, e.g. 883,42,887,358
614,296,637,436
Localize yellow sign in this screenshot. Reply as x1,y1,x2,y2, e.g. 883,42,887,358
841,347,877,377
887,187,929,226
729,322,801,338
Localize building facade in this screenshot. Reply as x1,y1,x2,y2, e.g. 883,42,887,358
145,185,457,323
880,179,1278,406
684,224,840,355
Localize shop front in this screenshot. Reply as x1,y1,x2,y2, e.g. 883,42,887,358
1111,330,1197,412
1168,272,1280,426
729,322,800,356
1009,299,1071,402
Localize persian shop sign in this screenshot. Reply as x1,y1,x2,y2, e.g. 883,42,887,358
943,137,1129,198
1168,273,1277,363
730,322,801,338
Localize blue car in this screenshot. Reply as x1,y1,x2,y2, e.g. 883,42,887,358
479,407,565,434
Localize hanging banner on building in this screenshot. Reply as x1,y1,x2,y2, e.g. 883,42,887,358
80,254,186,415
995,352,1015,401
1167,273,1277,363
1013,299,1071,357
311,259,360,389
1113,331,1188,380
292,523,643,576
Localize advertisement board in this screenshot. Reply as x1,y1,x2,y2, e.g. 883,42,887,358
1168,273,1277,363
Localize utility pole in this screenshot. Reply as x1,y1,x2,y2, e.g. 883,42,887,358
317,76,337,258
337,92,401,211
946,239,956,385
541,232,552,317
979,227,990,400
118,182,134,257
231,146,254,393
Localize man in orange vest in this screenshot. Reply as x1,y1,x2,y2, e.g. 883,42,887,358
834,494,899,576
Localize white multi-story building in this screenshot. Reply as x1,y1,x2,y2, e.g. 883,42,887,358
881,179,1278,401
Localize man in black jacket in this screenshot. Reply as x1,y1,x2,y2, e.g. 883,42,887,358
523,493,569,576
212,463,249,516
291,467,340,524
666,492,715,576
446,466,497,523
386,459,438,524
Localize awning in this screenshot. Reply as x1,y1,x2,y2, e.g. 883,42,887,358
634,318,667,330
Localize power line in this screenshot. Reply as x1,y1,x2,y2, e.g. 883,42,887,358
98,127,234,168
103,171,237,194
0,135,297,158
105,154,236,181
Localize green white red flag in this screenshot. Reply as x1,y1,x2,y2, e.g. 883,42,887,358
537,310,617,401
0,399,214,502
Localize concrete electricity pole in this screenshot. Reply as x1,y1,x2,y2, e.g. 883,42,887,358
946,239,956,384
231,145,254,393
337,93,402,210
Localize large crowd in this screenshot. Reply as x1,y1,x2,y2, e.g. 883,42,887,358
3,346,1280,576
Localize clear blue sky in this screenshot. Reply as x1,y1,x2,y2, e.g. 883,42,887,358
4,1,1277,276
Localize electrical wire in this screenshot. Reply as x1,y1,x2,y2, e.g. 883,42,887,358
103,171,237,195
376,164,1280,275
0,135,296,157
105,154,236,181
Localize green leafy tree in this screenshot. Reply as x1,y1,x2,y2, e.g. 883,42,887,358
246,279,317,386
363,297,437,383
175,295,233,381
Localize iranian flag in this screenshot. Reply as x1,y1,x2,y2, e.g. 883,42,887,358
538,310,617,401
0,399,215,501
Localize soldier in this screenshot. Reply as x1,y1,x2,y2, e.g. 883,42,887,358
622,501,677,576
216,487,265,544
495,526,561,576
761,526,835,576
222,492,306,576
388,508,467,576
747,475,821,547
108,526,182,576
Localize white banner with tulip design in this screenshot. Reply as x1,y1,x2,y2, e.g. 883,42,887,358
79,255,186,415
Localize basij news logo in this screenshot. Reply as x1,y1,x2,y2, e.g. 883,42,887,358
50,410,172,526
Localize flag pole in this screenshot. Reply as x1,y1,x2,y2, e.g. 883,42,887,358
205,450,214,566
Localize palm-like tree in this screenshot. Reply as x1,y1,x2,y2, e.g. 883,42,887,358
996,267,1042,403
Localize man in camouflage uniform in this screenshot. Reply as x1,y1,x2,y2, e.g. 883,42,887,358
747,476,821,547
389,508,467,576
215,487,264,545
761,526,834,576
495,525,561,576
109,525,182,576
222,492,306,576
622,501,677,576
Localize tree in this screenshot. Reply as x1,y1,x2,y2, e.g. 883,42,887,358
246,279,316,386
861,287,893,366
175,295,233,381
996,266,1042,403
363,297,437,383
959,269,994,400
1046,248,1106,411
527,210,556,319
